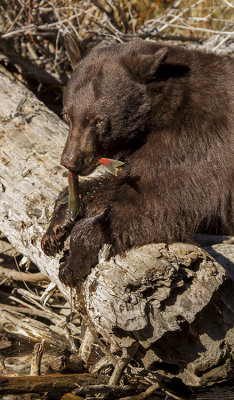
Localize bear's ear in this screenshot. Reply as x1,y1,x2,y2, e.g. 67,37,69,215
123,47,168,82
64,33,83,68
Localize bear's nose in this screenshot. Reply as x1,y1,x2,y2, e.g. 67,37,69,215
61,152,78,172
61,151,96,173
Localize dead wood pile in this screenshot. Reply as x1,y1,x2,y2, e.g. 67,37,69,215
0,62,234,399
0,2,234,394
0,0,233,113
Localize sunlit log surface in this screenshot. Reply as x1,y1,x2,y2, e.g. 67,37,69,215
0,64,233,388
0,64,70,298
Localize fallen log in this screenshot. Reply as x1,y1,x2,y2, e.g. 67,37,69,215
82,242,234,387
0,63,70,299
0,373,109,394
0,64,233,391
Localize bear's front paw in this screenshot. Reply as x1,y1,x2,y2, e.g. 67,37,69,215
41,204,74,257
59,255,75,287
58,251,94,287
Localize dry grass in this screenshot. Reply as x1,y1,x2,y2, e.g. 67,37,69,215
0,0,233,59
0,0,233,108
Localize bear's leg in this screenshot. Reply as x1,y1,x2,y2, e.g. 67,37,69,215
59,211,108,287
41,174,120,257
41,187,77,256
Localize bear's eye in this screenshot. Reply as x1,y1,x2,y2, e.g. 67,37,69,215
63,113,70,122
95,117,104,128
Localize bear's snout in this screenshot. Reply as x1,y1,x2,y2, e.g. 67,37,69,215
61,149,97,175
61,123,98,174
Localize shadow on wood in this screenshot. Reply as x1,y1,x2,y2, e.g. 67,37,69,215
0,64,233,393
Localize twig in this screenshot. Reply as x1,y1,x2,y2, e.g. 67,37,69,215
119,382,160,400
72,384,138,396
157,22,234,35
0,266,47,282
40,281,57,306
7,3,25,32
0,304,55,319
87,325,117,366
223,0,234,7
109,343,139,386
0,373,109,395
15,288,81,336
30,340,45,376
65,326,79,353
61,394,84,400
78,327,96,363
90,355,114,374
1,24,35,38
15,288,65,322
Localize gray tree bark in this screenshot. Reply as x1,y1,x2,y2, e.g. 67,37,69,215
82,242,234,387
0,64,233,388
0,64,70,298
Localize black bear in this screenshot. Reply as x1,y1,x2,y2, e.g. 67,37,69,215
41,34,234,287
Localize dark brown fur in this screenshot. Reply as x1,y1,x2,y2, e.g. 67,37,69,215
41,35,234,287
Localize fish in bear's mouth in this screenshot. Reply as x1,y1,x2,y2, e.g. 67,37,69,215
64,158,125,221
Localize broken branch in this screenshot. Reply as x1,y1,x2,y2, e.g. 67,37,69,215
0,373,109,395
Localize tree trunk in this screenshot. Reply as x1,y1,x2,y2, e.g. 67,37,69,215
82,242,234,387
0,64,233,388
0,64,70,298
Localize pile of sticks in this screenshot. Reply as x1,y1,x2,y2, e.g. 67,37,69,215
0,0,233,91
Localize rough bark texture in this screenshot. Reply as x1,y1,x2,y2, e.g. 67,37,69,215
0,64,70,298
0,65,233,388
83,242,234,387
0,373,109,394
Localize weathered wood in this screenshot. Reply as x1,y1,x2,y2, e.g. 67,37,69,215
117,383,160,400
83,242,234,387
1,352,61,377
30,340,45,376
0,64,71,299
62,394,84,400
84,243,227,347
72,384,139,397
0,373,109,394
0,265,46,282
0,309,66,349
0,64,234,390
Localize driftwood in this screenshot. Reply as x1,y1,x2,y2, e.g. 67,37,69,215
0,308,66,349
0,63,70,298
30,340,45,376
82,242,234,387
0,265,46,282
0,64,234,391
0,373,109,394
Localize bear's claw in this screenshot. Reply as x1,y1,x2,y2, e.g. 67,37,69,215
41,206,75,257
41,225,68,256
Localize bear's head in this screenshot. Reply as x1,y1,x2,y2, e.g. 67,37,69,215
61,33,168,175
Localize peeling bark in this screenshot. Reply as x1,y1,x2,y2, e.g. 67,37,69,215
0,64,70,298
0,65,233,388
82,242,234,386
